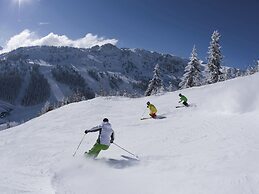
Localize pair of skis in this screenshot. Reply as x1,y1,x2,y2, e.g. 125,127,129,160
176,103,196,108
140,115,167,120
85,152,140,161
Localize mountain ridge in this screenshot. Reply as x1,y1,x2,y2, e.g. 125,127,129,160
0,44,241,125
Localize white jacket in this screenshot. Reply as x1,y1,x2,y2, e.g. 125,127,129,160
88,122,114,146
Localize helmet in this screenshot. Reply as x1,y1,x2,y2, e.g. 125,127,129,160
179,93,182,96
103,118,109,122
146,101,150,105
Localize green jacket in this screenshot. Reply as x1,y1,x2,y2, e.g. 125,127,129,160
179,95,188,103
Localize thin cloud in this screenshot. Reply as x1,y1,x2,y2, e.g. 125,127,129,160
1,29,118,53
38,22,50,26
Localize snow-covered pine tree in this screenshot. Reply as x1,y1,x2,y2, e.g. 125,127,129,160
207,30,223,84
236,68,244,77
221,68,232,81
254,60,259,73
245,66,252,76
145,64,164,96
69,89,85,103
60,97,70,106
40,101,53,115
245,61,259,75
179,45,202,89
167,81,174,92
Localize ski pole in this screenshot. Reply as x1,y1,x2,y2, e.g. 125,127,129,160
112,142,139,159
140,109,146,119
73,133,86,157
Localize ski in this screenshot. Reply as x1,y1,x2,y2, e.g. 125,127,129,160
141,115,166,120
140,117,152,120
175,105,185,108
155,115,166,119
176,103,197,108
121,155,140,161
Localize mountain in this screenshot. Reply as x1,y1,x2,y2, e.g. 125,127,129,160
0,44,188,96
0,44,242,126
0,44,188,124
0,73,258,194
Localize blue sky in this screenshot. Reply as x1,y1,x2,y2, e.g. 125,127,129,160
0,0,258,69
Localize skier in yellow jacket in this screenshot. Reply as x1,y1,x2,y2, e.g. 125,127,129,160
147,101,157,118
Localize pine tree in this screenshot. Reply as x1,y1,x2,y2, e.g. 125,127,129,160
69,89,85,103
256,61,259,73
235,69,242,77
207,30,223,83
40,101,53,115
245,62,259,75
168,81,175,92
145,64,164,96
179,46,202,89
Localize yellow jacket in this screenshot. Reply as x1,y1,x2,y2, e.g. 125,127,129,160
147,104,157,114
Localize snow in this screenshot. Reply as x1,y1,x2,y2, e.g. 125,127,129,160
45,75,65,101
39,62,65,102
87,54,102,63
38,60,53,67
0,73,259,194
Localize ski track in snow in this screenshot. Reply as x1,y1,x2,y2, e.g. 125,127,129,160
39,62,65,101
0,73,259,194
47,77,65,101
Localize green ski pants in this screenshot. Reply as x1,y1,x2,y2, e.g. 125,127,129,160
86,142,109,158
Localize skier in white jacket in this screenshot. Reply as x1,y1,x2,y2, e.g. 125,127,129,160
85,118,114,158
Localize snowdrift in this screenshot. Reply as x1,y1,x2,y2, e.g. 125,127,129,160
0,73,259,194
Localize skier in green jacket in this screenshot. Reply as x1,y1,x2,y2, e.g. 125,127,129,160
179,93,189,107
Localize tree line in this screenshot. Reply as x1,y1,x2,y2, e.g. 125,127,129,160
145,30,256,96
22,66,51,106
51,65,95,99
0,69,22,103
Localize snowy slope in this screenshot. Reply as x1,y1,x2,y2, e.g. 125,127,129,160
0,73,259,194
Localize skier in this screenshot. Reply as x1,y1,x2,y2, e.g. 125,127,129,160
84,118,114,158
146,101,157,118
178,93,189,107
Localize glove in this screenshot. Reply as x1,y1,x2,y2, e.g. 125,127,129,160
85,130,88,134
